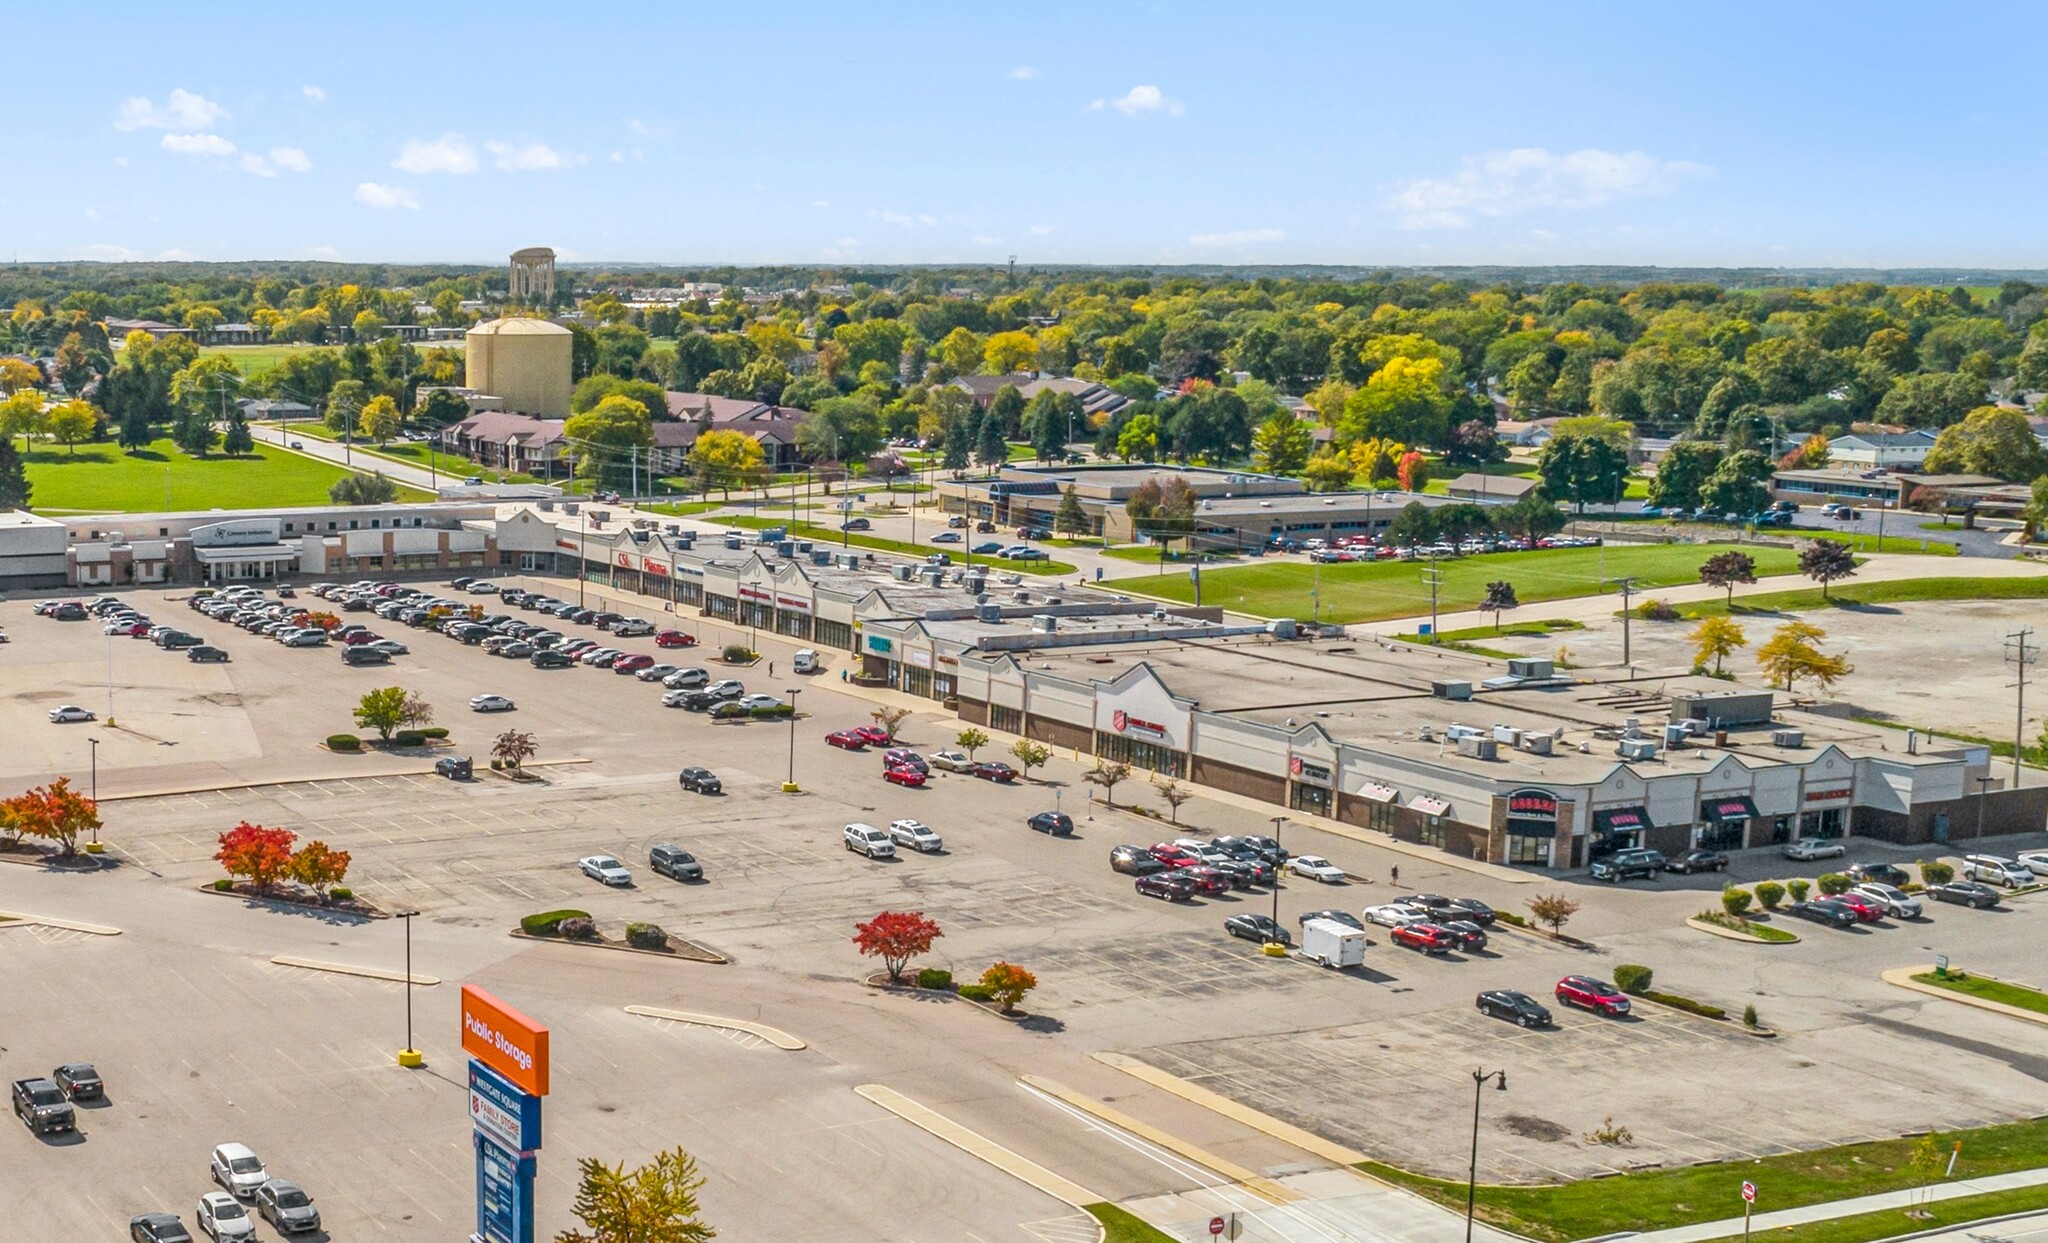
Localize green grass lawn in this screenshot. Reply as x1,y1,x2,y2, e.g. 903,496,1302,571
1914,971,2048,1015
1112,543,1803,623
1673,574,2048,620
715,515,1077,575
1805,530,1957,557
197,343,336,381
641,501,724,518
1100,544,1238,564
1693,911,1800,942
1084,1204,1176,1243
287,424,545,485
1694,1184,2048,1243
22,437,429,514
1362,1116,2048,1243
1390,617,1585,658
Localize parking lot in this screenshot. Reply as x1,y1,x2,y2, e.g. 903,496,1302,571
5,578,2048,1233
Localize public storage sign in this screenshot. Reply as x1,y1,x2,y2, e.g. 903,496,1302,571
461,984,551,1097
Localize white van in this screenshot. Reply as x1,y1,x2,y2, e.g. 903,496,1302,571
1963,854,2034,887
793,649,820,674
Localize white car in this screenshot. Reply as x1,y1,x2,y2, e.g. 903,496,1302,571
1364,903,1431,928
1287,855,1346,883
636,663,680,683
663,667,709,689
661,688,698,707
843,823,896,859
578,854,632,886
735,694,784,711
469,694,516,712
466,581,501,595
2017,849,2048,878
48,704,96,723
928,749,975,773
1852,882,1924,919
368,639,410,656
210,1142,269,1199
196,1191,257,1241
579,647,623,666
888,819,944,853
705,679,745,698
1782,838,1846,861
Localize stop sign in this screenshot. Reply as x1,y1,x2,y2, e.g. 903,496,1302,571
1209,1217,1226,1237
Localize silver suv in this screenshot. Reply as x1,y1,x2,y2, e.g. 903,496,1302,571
842,823,895,859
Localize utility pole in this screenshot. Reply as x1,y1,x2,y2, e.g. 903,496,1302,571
1421,554,1443,643
2005,628,2037,787
1611,576,1640,668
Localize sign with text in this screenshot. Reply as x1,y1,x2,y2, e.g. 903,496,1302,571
469,1060,542,1155
461,984,550,1097
1741,1180,1756,1203
1507,790,1559,819
473,1129,536,1243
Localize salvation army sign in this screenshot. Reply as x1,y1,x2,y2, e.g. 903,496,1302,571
1111,709,1166,737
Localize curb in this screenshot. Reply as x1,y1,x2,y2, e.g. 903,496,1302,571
1884,965,2048,1027
1686,916,1799,944
622,1006,805,1049
199,883,389,919
853,1084,1101,1210
1091,1051,1367,1167
1019,1075,1297,1206
0,913,122,936
271,955,438,985
509,928,726,964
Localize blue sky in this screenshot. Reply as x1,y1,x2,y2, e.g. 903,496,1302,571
17,3,2048,268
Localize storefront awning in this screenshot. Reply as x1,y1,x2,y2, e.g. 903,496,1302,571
1407,794,1451,817
1356,782,1398,804
194,543,298,562
1700,795,1760,824
1592,806,1651,834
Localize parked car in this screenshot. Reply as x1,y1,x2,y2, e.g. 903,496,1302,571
1846,862,1913,886
253,1180,321,1235
882,748,929,773
826,730,868,750
888,819,944,852
1180,865,1233,895
1438,920,1489,951
210,1143,270,1198
187,646,231,663
1390,923,1457,953
635,663,680,683
612,654,656,676
1110,845,1164,875
196,1191,257,1242
1026,811,1074,836
1364,903,1431,928
433,756,473,780
1851,883,1924,919
1827,891,1884,922
47,704,95,723
1288,855,1346,883
931,532,962,544
578,854,633,886
663,667,710,689
1591,849,1665,882
649,844,704,881
469,694,516,713
530,648,574,668
1135,872,1199,901
1477,989,1553,1027
51,1062,102,1100
1224,914,1293,946
12,1075,74,1132
1783,838,1847,861
2018,849,2048,877
655,630,698,648
882,764,927,788
130,1214,195,1243
928,748,975,772
850,724,891,746
677,767,722,794
971,761,1017,782
1926,880,2001,908
1786,898,1860,927
1554,976,1632,1015
1963,854,2034,887
1663,849,1729,874
843,823,896,859
610,618,655,637
341,646,391,666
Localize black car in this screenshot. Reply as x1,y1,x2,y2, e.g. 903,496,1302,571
1135,873,1198,901
1026,811,1074,836
1477,989,1553,1027
530,648,575,668
841,518,871,531
1664,849,1730,874
649,844,704,880
434,756,473,780
187,646,230,663
1212,834,1286,866
130,1214,193,1243
1441,897,1497,925
1298,909,1367,931
1926,880,2001,908
677,767,722,794
1847,862,1913,887
1787,898,1858,927
1224,913,1293,946
1110,845,1164,875
52,1063,102,1100
1439,919,1489,951
449,576,475,590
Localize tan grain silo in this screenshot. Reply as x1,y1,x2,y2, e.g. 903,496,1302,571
465,317,573,418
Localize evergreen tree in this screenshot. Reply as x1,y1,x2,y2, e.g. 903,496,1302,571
942,410,972,472
988,384,1026,439
975,405,1009,467
1054,484,1088,536
220,409,254,455
171,408,218,457
117,402,153,452
0,438,30,510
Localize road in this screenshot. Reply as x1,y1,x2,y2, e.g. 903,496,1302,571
249,422,446,492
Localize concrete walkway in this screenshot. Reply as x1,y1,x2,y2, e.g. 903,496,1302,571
1624,1167,2048,1243
250,424,445,492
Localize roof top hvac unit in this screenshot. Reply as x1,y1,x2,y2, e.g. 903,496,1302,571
810,550,833,566
1520,732,1555,755
1456,736,1499,760
1432,680,1473,701
975,603,1002,623
1031,614,1058,632
890,564,916,581
1771,728,1806,748
1617,738,1659,761
1505,658,1554,679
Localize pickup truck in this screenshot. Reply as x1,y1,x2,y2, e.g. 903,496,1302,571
12,1077,75,1134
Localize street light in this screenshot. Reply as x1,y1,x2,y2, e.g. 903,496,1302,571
395,909,423,1068
783,688,802,792
87,737,99,845
1269,814,1289,928
1466,1069,1508,1243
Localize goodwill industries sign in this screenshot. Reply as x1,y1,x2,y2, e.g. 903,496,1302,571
462,985,549,1243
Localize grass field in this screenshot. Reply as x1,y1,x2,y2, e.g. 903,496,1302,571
1083,1204,1175,1243
1391,617,1585,658
1695,1184,2048,1243
21,437,429,514
1914,971,2048,1015
1111,544,1804,623
1361,1115,2048,1243
715,515,1077,575
197,343,336,381
1673,574,2048,619
1806,529,1958,557
287,424,545,485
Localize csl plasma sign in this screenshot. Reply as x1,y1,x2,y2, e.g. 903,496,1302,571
461,985,548,1243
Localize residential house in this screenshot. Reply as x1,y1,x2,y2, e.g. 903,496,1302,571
1443,473,1540,502
658,391,804,471
1825,430,1939,470
446,411,569,476
104,318,193,342
951,374,1132,421
210,323,266,345
1493,419,1556,448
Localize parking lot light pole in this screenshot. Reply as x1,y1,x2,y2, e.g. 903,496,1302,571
88,738,100,845
396,910,422,1068
783,689,802,792
1466,1069,1507,1243
1270,815,1288,928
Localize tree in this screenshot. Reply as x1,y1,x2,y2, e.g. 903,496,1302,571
1538,426,1631,513
2028,475,2048,543
1875,371,1986,429
870,706,911,743
1798,539,1857,599
1302,447,1355,492
287,840,352,901
1338,356,1452,449
1083,760,1132,807
0,389,46,448
330,472,400,505
0,438,29,510
1690,616,1747,675
852,910,943,984
1647,441,1721,511
1153,776,1193,823
170,405,218,457
1054,485,1088,536
0,357,41,394
1396,449,1430,492
1115,413,1158,462
1348,436,1406,485
1250,412,1313,475
1023,389,1082,463
1757,620,1852,694
45,399,96,454
987,383,1027,439
564,394,656,488
978,961,1038,1014
1697,550,1758,605
1482,580,1519,633
1124,476,1196,554
491,729,537,772
1526,893,1580,938
10,778,101,859
975,405,1010,467
216,821,298,891
1493,487,1566,546
955,727,990,759
353,686,408,741
689,429,767,499
1923,406,2048,482
1778,433,1831,471
117,398,154,452
399,691,435,729
556,1146,717,1243
1009,737,1051,778
1698,449,1774,515
356,395,401,444
1388,500,1438,547
942,409,972,472
220,408,254,455
417,387,471,429
983,331,1037,375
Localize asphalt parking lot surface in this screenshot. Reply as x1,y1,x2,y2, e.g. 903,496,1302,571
5,580,2048,1235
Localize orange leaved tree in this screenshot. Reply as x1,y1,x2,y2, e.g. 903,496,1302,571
216,822,298,891
852,910,943,983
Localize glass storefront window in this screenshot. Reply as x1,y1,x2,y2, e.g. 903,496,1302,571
1799,808,1844,838
1418,820,1446,849
1507,835,1551,866
1366,801,1397,834
1098,733,1186,777
1290,784,1331,816
1699,820,1746,851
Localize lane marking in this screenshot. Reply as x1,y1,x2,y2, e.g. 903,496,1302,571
854,1084,1100,1210
1020,1075,1297,1205
1093,1051,1367,1167
270,956,439,985
0,912,122,935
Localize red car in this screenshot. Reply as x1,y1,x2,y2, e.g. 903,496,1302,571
114,621,150,638
853,725,893,746
1180,866,1232,896
826,730,867,750
971,761,1017,782
339,630,380,645
882,764,926,788
1555,975,1632,1016
655,630,697,649
1149,845,1201,870
1828,891,1883,922
611,654,656,675
1390,923,1456,953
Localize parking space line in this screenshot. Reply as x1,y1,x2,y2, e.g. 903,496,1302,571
1092,1052,1366,1167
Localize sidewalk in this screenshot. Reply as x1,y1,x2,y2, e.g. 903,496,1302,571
251,424,444,492
1624,1167,2048,1243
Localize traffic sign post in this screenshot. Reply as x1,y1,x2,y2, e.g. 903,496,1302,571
1742,1180,1756,1243
1209,1216,1225,1237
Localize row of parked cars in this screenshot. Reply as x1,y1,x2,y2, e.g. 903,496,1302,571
128,1142,322,1241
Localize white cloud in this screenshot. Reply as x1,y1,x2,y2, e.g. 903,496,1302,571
869,209,936,228
821,237,862,261
1085,99,1105,112
354,181,420,210
113,156,128,168
80,243,139,261
393,133,477,175
161,132,236,158
1389,147,1715,230
486,140,572,171
608,150,624,163
1008,66,1038,80
1110,84,1181,117
972,234,998,246
156,248,198,261
304,244,340,258
811,199,830,208
115,88,227,131
83,207,100,220
1028,224,1055,236
269,146,310,173
302,85,325,102
1189,228,1285,247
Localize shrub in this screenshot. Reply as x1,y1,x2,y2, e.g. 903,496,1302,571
520,909,591,936
1613,963,1654,995
956,982,993,1002
1755,880,1786,910
1743,1003,1760,1029
1492,909,1528,928
1636,598,1680,621
1788,879,1811,901
722,644,758,662
1817,872,1851,895
1920,860,1955,886
558,916,599,941
1721,887,1754,916
1643,990,1726,1020
212,877,233,891
625,922,669,951
329,886,353,901
420,726,449,739
915,968,953,990
393,729,426,747
491,758,505,770
327,734,361,751
750,704,794,719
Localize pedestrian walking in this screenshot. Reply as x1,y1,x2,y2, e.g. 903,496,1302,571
1390,864,1400,886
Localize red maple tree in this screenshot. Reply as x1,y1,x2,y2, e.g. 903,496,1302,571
216,821,298,891
853,910,943,983
7,778,101,858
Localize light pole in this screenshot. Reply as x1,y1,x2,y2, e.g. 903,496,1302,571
783,688,802,792
395,909,422,1067
88,737,100,846
1270,814,1289,928
1467,1069,1508,1243
1975,774,1995,840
